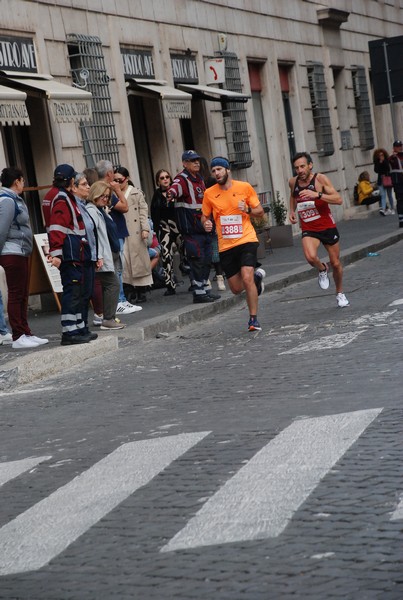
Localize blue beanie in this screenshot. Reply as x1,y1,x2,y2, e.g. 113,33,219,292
211,157,230,169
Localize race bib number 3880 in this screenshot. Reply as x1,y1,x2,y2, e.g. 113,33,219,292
220,214,243,238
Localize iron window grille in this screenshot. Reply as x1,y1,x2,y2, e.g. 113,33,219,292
215,51,252,169
351,66,374,150
307,62,334,156
67,34,120,167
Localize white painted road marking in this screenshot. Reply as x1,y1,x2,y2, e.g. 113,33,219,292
0,432,210,575
161,409,382,552
279,331,363,355
351,310,397,326
390,494,403,521
0,456,52,487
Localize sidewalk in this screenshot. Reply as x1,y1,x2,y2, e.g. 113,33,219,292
1,214,402,389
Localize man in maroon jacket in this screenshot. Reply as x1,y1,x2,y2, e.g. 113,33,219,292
48,164,94,345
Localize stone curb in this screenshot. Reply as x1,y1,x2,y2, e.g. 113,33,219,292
0,335,118,391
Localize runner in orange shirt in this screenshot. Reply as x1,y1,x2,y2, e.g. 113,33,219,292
202,157,266,332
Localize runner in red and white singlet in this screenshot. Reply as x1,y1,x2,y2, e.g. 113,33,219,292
289,152,349,308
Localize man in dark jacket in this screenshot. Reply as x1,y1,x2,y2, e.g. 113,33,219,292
168,150,217,304
48,164,94,345
389,140,403,228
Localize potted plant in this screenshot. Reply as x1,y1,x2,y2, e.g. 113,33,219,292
270,191,294,248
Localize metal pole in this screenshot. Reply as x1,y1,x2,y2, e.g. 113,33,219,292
382,41,398,139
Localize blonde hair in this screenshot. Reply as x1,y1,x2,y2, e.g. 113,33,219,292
87,180,112,204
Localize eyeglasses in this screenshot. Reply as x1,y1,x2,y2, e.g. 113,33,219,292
159,175,170,180
97,194,111,200
114,178,126,183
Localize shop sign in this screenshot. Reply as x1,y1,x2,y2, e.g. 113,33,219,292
0,100,30,126
204,58,225,85
162,99,191,119
50,99,92,123
120,47,155,79
0,36,37,73
170,54,198,83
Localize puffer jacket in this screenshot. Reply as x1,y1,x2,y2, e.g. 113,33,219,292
48,188,91,262
0,188,33,256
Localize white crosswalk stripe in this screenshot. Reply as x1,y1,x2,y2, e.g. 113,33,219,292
0,456,52,488
161,408,382,552
0,408,393,573
0,431,210,576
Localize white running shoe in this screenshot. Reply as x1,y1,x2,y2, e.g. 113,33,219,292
27,335,49,345
93,313,103,326
336,292,350,308
254,267,266,296
0,332,12,345
318,264,330,290
254,268,266,296
12,334,40,349
116,302,141,315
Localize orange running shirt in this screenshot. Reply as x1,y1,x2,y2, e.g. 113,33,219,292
202,180,259,252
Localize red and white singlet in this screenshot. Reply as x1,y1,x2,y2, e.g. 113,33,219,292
293,173,336,232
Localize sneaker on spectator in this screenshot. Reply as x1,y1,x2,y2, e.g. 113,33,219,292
116,301,140,315
318,263,330,290
123,300,142,312
93,313,103,326
12,334,40,349
254,267,266,296
248,317,262,332
336,292,350,308
216,275,226,291
27,335,49,345
0,332,12,345
100,319,126,330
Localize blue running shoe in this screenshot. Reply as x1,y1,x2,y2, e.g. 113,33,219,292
254,267,266,296
248,317,262,332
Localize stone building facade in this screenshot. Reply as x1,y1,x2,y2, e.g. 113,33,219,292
0,0,402,232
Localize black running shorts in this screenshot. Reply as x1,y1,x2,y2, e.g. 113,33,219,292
301,227,340,246
219,241,259,279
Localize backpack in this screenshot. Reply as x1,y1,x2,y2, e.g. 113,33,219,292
353,184,359,205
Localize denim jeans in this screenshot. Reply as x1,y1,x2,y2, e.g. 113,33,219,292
117,238,126,303
0,289,9,335
379,185,395,211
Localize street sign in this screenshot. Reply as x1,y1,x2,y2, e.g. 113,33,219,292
368,35,403,105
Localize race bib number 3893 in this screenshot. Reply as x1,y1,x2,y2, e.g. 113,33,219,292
220,214,243,238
